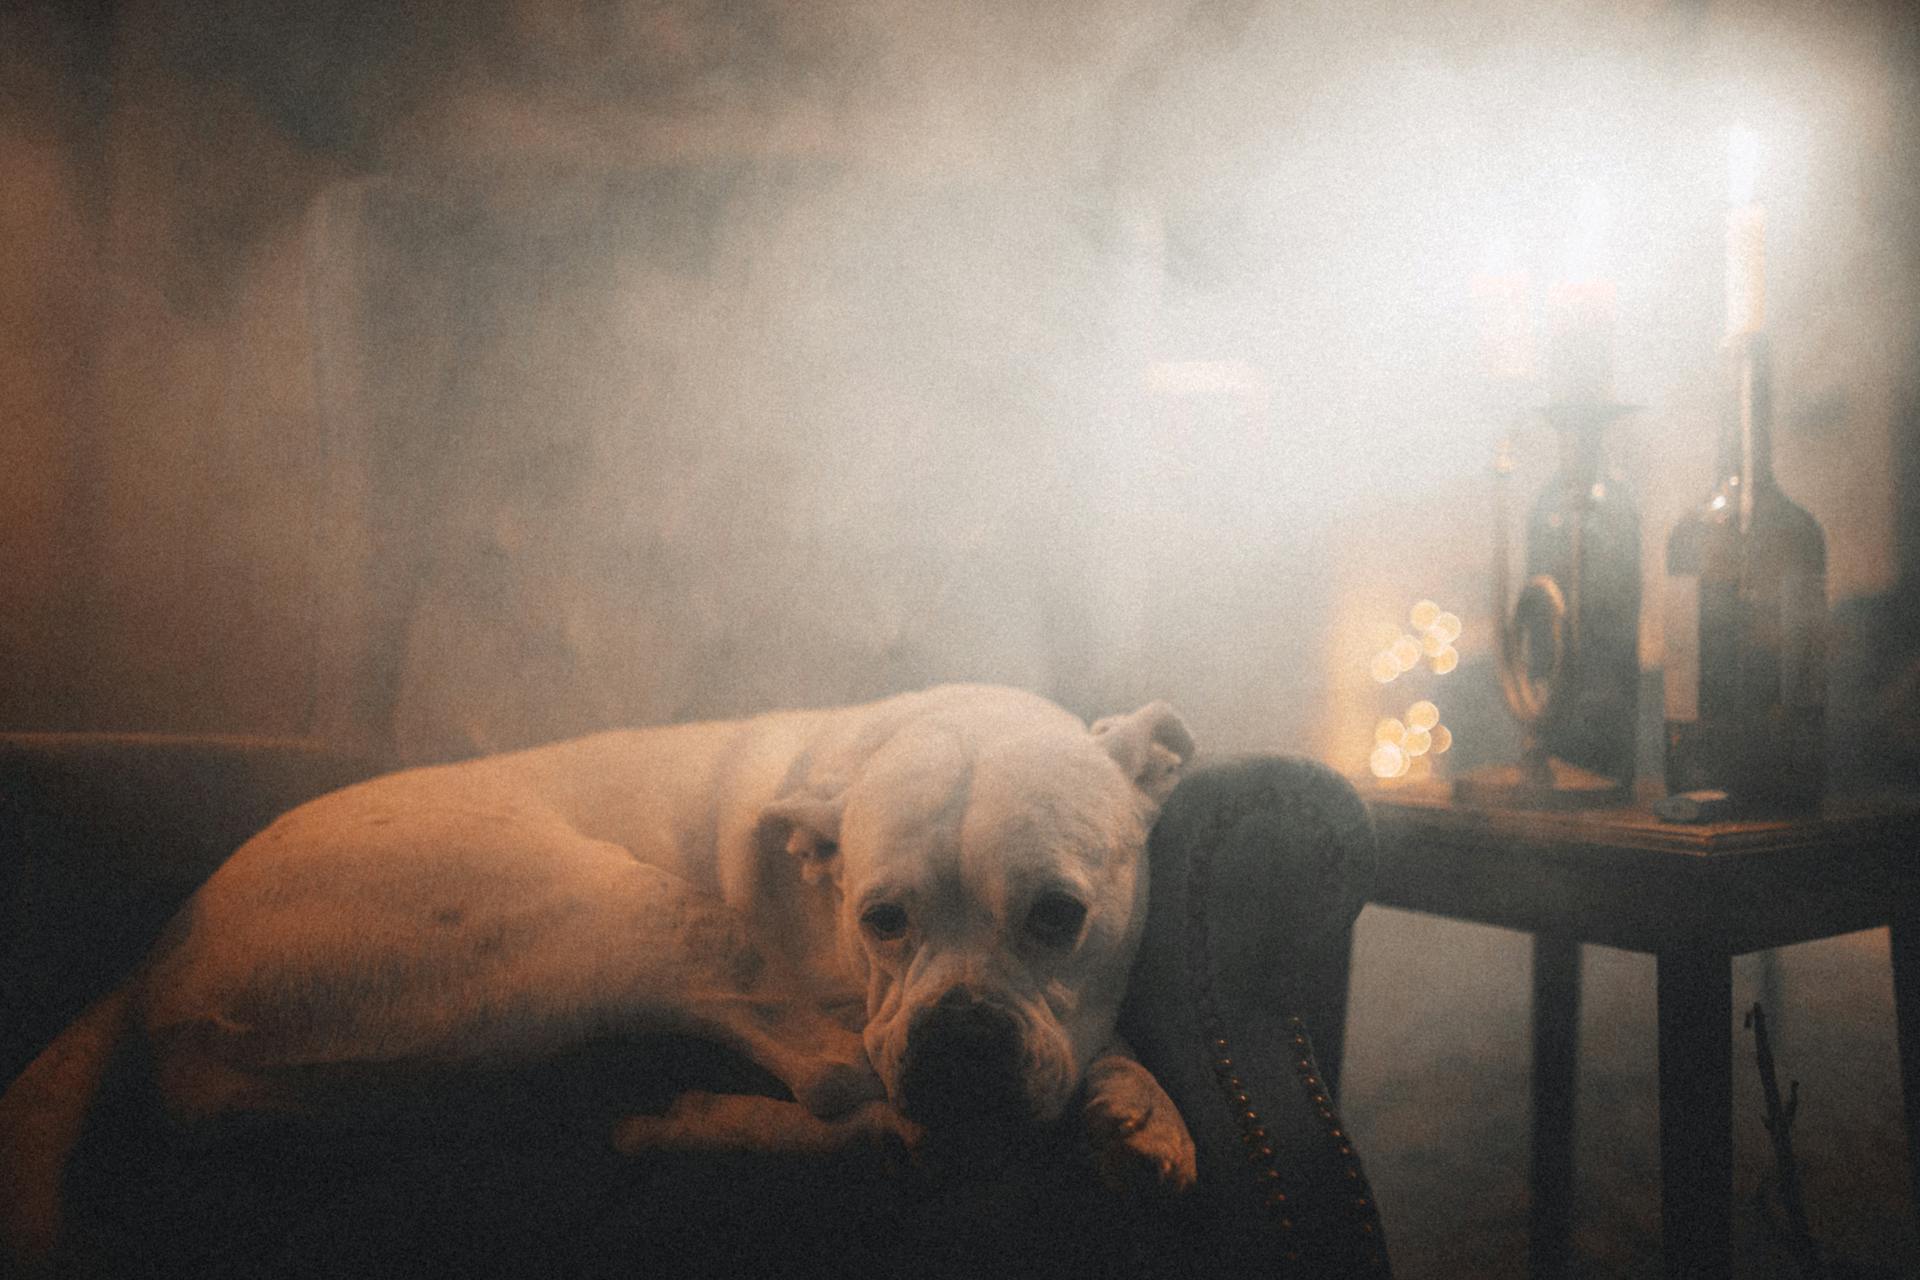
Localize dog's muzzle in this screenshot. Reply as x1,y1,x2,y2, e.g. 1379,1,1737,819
895,984,1035,1137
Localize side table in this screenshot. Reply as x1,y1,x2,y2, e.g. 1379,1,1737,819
1359,782,1920,1280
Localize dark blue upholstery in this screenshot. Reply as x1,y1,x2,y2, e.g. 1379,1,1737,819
1123,755,1389,1277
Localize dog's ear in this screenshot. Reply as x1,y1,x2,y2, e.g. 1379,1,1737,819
1092,701,1195,805
757,791,846,886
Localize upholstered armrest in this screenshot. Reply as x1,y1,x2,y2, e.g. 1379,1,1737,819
1120,755,1391,1278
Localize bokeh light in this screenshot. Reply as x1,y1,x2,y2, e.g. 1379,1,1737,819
1370,741,1408,779
1363,603,1463,778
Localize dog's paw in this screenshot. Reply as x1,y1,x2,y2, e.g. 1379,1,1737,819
790,1056,889,1119
1081,1058,1197,1196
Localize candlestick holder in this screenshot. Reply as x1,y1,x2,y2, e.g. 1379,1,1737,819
1455,398,1643,809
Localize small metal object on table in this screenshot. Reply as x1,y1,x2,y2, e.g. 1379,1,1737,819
1359,781,1920,1280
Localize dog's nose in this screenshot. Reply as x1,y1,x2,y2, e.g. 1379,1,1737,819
896,986,1029,1134
912,985,1019,1056
934,983,990,1013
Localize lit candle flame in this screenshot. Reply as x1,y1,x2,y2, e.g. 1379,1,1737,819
1728,124,1760,208
1480,237,1519,278
1725,124,1766,336
1470,242,1531,383
1562,184,1611,284
1547,184,1616,402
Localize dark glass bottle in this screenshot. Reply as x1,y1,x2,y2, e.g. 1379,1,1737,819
1663,333,1827,810
1524,410,1642,786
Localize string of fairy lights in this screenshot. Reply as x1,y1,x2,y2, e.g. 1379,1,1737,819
1368,600,1459,780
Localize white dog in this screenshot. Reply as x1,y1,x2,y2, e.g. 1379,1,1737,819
1,684,1198,1269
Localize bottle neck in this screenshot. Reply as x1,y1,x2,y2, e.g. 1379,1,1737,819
1547,407,1611,497
1718,332,1775,521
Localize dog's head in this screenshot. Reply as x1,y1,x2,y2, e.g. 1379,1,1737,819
759,699,1192,1144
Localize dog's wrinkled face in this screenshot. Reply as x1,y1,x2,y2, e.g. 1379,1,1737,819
776,703,1190,1142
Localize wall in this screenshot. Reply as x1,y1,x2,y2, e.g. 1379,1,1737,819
0,7,105,730
8,0,1913,776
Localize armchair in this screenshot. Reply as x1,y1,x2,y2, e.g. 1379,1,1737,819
0,735,1388,1277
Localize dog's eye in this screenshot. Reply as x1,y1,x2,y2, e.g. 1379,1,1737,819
861,903,909,942
1026,893,1088,947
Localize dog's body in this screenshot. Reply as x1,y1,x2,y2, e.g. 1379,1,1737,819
1,684,1197,1270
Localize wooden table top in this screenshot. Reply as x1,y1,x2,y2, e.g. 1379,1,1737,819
1355,779,1920,955
1363,779,1920,862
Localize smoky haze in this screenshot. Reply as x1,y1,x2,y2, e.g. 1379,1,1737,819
2,0,1913,774
4,4,1920,1271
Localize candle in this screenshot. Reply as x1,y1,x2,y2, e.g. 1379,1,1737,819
1545,185,1617,404
1725,125,1766,336
1469,238,1532,384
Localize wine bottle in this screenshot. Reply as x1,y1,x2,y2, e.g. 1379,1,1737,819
1663,333,1827,810
1525,410,1642,787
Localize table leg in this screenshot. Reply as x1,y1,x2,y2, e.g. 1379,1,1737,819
1891,909,1920,1218
1529,933,1581,1280
1656,946,1733,1280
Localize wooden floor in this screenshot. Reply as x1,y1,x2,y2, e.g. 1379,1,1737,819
1341,908,1918,1279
